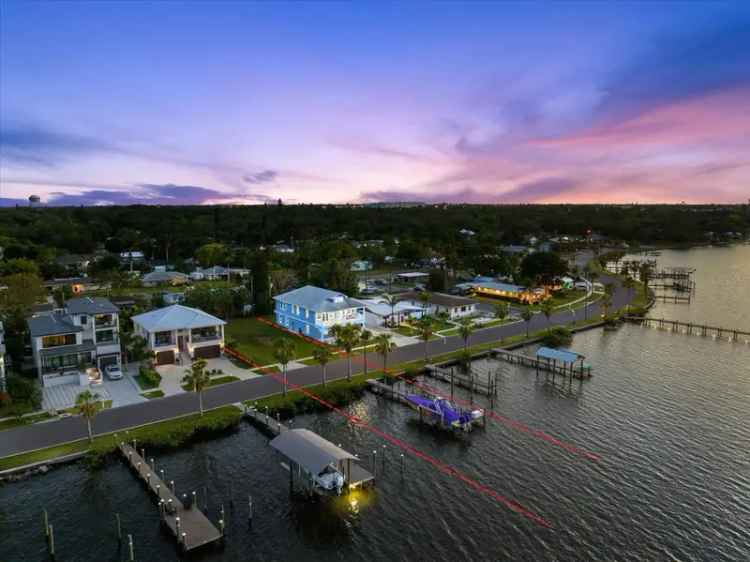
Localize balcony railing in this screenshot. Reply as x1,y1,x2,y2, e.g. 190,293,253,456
153,339,174,348
191,333,220,343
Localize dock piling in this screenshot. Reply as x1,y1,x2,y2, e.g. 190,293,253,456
115,512,122,543
48,524,55,558
127,534,134,561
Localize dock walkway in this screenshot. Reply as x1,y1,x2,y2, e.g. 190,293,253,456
424,364,498,396
491,349,592,379
119,442,222,552
626,317,750,342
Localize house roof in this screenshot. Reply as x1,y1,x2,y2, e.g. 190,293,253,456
270,429,357,475
473,281,527,293
28,313,83,338
399,291,477,309
354,299,423,317
65,296,119,315
132,304,225,332
142,271,189,283
396,272,429,279
535,347,584,364
273,285,361,313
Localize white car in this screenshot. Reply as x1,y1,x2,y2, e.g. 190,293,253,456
105,364,124,380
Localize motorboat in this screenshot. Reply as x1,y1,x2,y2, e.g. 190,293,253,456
404,394,483,431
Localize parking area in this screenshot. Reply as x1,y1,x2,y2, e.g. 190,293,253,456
155,355,261,396
41,372,146,411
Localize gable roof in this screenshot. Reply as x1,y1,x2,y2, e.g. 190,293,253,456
142,271,189,283
132,304,225,332
270,429,356,475
399,291,477,309
65,296,119,315
273,285,361,313
28,313,83,338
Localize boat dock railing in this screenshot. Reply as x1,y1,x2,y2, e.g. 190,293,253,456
490,349,592,380
625,316,750,342
119,441,222,552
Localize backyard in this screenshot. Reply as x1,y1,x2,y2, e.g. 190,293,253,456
225,317,320,366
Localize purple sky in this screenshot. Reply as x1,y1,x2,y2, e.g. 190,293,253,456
1,2,749,206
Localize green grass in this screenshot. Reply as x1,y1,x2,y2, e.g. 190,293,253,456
0,412,55,432
181,375,239,391
0,405,243,471
142,390,165,399
225,317,320,366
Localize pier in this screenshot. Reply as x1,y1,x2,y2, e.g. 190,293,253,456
243,405,375,492
491,348,592,380
424,363,498,397
119,441,222,552
626,317,750,342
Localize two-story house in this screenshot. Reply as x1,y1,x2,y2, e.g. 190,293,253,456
273,285,365,342
132,304,226,365
27,297,122,387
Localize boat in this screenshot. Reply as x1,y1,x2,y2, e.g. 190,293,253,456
404,394,484,431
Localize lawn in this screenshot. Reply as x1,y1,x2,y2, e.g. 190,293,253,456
225,317,320,366
181,375,240,391
0,412,55,432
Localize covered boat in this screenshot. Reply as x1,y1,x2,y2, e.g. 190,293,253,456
405,394,483,431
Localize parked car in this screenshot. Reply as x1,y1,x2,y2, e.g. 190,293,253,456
105,364,124,380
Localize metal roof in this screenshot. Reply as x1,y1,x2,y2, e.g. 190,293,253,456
535,347,584,364
142,271,189,283
273,285,362,313
473,281,527,293
399,291,477,308
270,429,357,475
395,272,430,279
27,314,83,338
132,304,226,333
65,296,119,315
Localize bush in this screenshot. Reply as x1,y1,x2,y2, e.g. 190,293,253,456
6,375,42,410
137,366,162,389
252,378,368,419
540,326,573,348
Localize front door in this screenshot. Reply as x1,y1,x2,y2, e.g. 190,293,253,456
178,335,186,352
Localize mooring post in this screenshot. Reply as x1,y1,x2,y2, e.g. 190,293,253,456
115,512,122,543
175,516,181,540
48,524,55,557
220,504,226,531
382,444,387,470
156,484,161,499
248,494,253,522
127,534,134,561
145,473,151,487
219,518,225,537
43,509,50,537
192,491,197,510
400,453,405,477
181,532,187,550
169,479,175,493
372,450,377,476
150,457,155,471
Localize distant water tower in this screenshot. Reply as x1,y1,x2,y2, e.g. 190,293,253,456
29,194,41,207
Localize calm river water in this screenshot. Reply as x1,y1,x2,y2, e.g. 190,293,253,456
1,245,749,561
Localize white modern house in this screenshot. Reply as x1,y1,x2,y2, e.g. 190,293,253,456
189,266,250,281
399,292,478,320
132,304,226,365
27,297,122,387
356,298,424,327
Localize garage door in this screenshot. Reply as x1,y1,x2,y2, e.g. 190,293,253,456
194,345,220,359
155,350,175,365
98,354,120,369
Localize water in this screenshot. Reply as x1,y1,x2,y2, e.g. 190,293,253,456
2,246,750,561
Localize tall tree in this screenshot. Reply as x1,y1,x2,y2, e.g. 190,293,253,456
521,308,533,337
541,300,555,331
273,339,296,396
312,346,333,387
182,358,211,415
416,317,435,362
458,318,475,352
75,390,102,443
374,333,395,374
494,302,509,322
331,324,361,381
359,329,373,376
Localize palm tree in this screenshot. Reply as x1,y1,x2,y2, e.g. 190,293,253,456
75,390,102,443
312,346,333,387
332,324,361,381
521,308,533,337
418,291,431,314
182,358,211,414
541,300,554,331
382,294,400,327
458,318,474,352
272,338,296,396
416,317,435,363
359,329,373,376
494,302,509,323
374,333,395,374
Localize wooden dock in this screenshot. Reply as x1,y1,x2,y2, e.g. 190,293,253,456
119,442,222,552
626,317,750,342
491,349,592,379
243,406,375,489
424,364,498,397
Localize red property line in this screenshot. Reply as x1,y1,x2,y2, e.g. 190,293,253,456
254,368,552,528
394,374,601,463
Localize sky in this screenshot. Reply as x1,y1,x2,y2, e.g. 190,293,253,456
1,1,749,206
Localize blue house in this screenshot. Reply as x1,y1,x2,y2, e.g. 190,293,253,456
274,285,365,342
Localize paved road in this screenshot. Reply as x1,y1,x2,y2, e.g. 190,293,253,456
0,275,635,460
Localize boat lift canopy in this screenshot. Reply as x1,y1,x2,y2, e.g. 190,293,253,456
535,347,584,364
270,429,357,475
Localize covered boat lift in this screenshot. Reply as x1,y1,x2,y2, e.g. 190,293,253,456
534,346,590,381
270,429,375,496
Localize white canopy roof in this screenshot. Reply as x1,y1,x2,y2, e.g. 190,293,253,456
132,304,225,332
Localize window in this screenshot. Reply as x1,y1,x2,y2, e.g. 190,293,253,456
42,334,77,348
154,331,173,346
95,314,114,326
293,305,299,315
304,324,310,335
191,327,219,341
80,315,88,325
96,329,116,344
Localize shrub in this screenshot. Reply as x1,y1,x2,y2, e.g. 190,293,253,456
540,326,573,348
137,366,162,388
6,375,42,410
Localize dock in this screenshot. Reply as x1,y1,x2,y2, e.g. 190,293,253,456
626,316,750,342
119,441,222,552
491,348,592,380
243,406,374,491
424,363,498,397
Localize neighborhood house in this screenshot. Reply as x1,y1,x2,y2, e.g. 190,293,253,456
132,304,226,365
274,285,365,342
398,292,478,320
468,278,545,304
356,298,424,327
27,297,122,387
